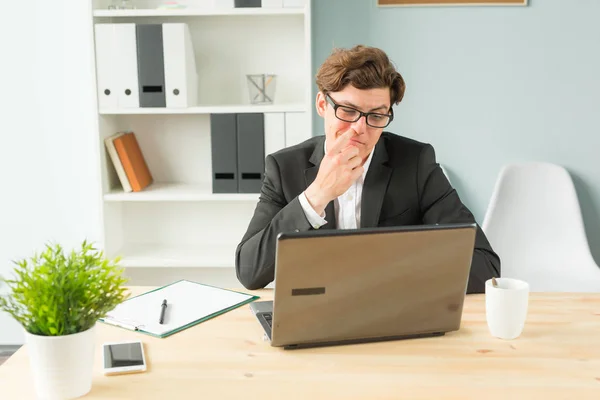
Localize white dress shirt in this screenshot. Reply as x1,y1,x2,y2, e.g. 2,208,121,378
298,141,375,229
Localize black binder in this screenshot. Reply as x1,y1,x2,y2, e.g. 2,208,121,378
210,114,239,193
235,0,262,7
136,24,166,107
237,113,265,193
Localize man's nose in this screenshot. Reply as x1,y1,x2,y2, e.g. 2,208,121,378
351,115,367,134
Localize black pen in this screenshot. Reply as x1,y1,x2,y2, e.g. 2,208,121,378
159,299,168,324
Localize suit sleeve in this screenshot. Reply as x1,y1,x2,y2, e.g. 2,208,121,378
416,144,501,294
235,155,313,290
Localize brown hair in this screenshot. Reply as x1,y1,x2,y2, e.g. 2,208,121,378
315,45,405,106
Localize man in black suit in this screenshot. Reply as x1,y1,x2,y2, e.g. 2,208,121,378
235,45,500,293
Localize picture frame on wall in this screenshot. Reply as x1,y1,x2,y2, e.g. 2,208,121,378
378,0,527,6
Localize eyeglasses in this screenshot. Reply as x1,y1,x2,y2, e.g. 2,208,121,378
325,94,393,128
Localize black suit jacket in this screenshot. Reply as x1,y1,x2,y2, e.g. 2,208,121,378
235,132,500,293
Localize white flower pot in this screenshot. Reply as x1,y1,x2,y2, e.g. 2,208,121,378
24,324,96,400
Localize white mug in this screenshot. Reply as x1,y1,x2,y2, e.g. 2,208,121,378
485,278,529,340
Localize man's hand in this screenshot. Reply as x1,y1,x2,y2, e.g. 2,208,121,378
304,128,364,215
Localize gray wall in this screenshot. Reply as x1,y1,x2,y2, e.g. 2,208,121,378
312,0,600,263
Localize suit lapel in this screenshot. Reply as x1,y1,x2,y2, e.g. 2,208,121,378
360,139,392,228
304,137,336,229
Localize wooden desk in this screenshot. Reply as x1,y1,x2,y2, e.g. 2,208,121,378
1,288,600,399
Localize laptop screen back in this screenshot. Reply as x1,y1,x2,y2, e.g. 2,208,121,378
270,223,477,348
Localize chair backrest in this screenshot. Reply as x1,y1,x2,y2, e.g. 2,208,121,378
440,164,451,185
482,162,600,292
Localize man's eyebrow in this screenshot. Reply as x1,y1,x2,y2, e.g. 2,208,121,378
340,100,389,112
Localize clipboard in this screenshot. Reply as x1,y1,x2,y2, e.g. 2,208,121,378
99,279,259,338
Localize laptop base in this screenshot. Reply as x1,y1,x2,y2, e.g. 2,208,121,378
281,331,446,350
249,301,274,341
250,300,447,349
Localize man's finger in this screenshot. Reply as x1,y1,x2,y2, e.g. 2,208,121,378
328,128,356,154
350,166,364,180
339,145,360,163
347,153,363,169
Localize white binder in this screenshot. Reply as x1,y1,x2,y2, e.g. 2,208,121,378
94,23,139,110
162,23,198,108
114,24,140,109
94,24,117,109
264,112,286,156
284,112,309,148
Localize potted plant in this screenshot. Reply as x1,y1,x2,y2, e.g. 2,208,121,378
0,240,129,400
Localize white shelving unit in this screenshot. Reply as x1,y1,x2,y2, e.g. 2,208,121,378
115,243,240,268
104,182,259,202
99,103,306,115
91,0,312,269
93,7,304,17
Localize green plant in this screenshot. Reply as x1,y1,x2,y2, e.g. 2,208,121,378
0,240,129,336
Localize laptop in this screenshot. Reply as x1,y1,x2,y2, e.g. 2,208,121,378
250,223,477,349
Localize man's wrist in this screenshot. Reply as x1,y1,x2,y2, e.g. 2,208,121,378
304,186,329,216
298,192,327,229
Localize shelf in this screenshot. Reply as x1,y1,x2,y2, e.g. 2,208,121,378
93,8,305,17
99,103,306,115
93,0,312,276
104,183,260,202
115,243,237,268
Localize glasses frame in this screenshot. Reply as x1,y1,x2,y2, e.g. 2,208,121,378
325,94,394,128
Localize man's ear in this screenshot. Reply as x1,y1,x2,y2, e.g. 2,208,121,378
315,92,327,117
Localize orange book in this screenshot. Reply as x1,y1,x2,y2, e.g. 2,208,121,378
113,132,153,192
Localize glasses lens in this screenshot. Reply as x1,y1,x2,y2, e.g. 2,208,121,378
335,106,360,122
366,114,391,128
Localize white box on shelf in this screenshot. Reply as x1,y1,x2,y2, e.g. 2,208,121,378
94,24,117,109
283,0,304,8
262,0,283,7
163,23,198,108
114,24,140,108
94,24,140,109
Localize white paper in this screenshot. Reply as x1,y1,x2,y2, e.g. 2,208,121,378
103,280,254,336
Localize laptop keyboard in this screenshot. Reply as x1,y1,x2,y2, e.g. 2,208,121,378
263,312,273,328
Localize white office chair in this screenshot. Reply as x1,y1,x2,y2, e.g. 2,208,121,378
482,162,600,292
440,164,451,185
